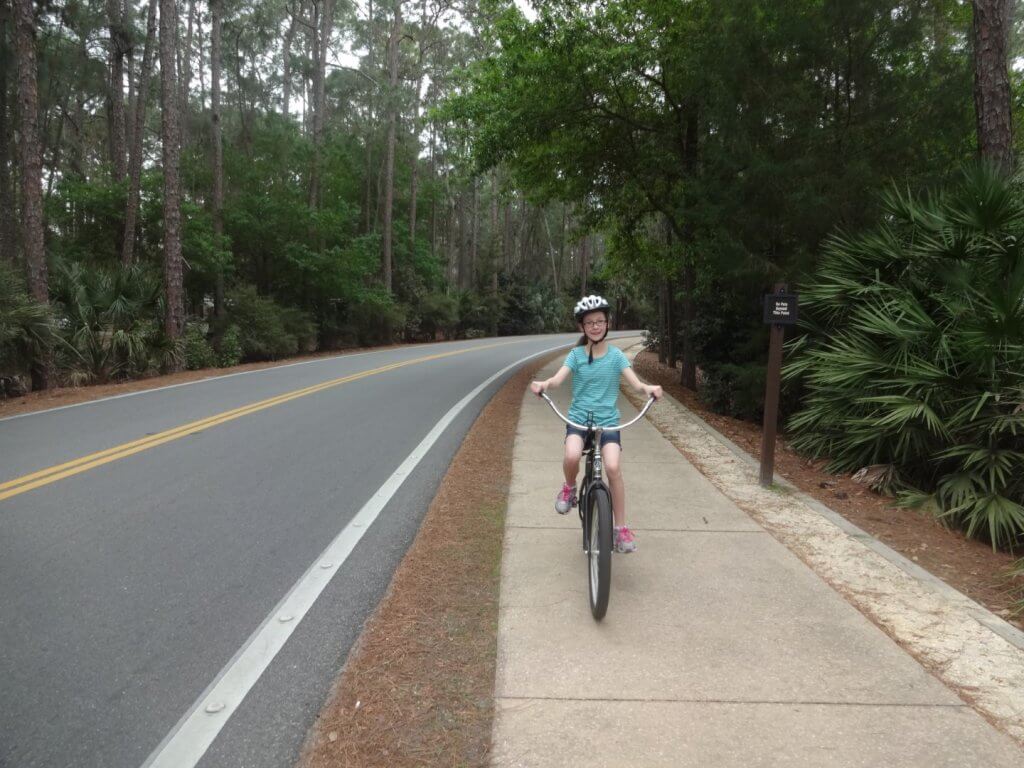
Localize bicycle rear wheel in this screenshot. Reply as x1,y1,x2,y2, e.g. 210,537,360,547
587,485,613,620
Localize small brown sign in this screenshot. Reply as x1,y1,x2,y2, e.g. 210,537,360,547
763,293,799,325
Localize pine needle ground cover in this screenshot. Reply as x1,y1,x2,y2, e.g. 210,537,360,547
297,355,553,767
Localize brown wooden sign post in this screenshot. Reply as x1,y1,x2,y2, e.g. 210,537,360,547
760,284,798,487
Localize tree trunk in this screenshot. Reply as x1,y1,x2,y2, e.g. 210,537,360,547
971,0,1014,173
308,0,333,212
122,0,158,265
470,175,478,287
657,283,667,364
458,189,468,289
362,0,375,233
174,0,194,146
44,96,68,202
408,88,420,251
681,259,696,389
13,0,48,388
664,215,676,366
68,96,86,183
124,0,135,153
409,0,427,254
490,174,498,295
429,120,437,256
517,200,529,274
580,233,589,295
196,15,206,109
160,0,185,355
558,203,566,286
0,9,16,264
381,0,400,294
181,0,195,118
680,107,699,390
281,0,297,115
211,0,225,314
106,0,128,180
541,206,559,293
503,197,512,273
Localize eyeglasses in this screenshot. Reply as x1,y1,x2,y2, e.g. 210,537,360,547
583,319,607,328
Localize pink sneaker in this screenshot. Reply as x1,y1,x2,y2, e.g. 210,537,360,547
614,526,637,553
555,483,576,514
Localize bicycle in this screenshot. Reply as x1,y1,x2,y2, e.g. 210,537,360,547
536,392,656,620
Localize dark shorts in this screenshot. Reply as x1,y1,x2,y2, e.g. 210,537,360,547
565,425,622,448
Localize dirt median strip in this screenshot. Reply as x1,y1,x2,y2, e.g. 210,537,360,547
296,352,557,768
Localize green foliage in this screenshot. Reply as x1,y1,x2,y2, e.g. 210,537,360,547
222,284,316,360
280,306,319,353
457,290,492,337
0,261,56,387
453,0,979,413
786,167,1024,548
349,290,406,346
689,274,777,420
415,292,460,340
47,176,128,263
496,273,570,336
699,363,767,422
183,325,218,370
217,325,244,368
51,261,168,384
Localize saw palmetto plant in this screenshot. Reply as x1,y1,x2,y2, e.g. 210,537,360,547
0,260,56,385
785,166,1024,549
51,261,170,384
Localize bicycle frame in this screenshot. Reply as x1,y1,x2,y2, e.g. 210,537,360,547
537,393,656,551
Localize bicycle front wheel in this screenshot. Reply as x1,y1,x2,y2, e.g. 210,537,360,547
587,485,613,620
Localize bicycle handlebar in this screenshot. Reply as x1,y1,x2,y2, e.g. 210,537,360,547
537,391,656,432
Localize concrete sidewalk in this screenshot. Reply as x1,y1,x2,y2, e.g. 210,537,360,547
491,344,1024,767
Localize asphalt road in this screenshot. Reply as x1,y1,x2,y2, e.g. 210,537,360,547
0,333,599,768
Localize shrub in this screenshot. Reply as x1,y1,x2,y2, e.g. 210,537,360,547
495,275,568,336
222,284,299,360
280,307,319,353
457,290,492,337
417,292,459,340
217,325,243,367
785,166,1024,548
183,325,217,370
350,290,406,346
699,362,766,422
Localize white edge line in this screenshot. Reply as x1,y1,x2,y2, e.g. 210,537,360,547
139,341,568,768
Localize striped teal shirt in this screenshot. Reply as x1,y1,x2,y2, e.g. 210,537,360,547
564,345,631,427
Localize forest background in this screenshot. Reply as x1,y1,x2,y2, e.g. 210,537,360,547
3,0,1024,550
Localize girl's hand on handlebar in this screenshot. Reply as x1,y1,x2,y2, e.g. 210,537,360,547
530,381,547,396
644,384,663,400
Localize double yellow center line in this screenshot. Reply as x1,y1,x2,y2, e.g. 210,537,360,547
0,341,520,503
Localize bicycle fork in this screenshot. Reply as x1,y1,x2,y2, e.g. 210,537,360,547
581,427,605,552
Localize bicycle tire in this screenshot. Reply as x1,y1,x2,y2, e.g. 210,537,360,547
587,485,613,620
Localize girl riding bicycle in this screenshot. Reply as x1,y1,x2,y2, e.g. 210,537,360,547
530,295,662,553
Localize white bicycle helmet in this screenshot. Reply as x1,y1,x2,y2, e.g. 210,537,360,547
573,294,611,321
